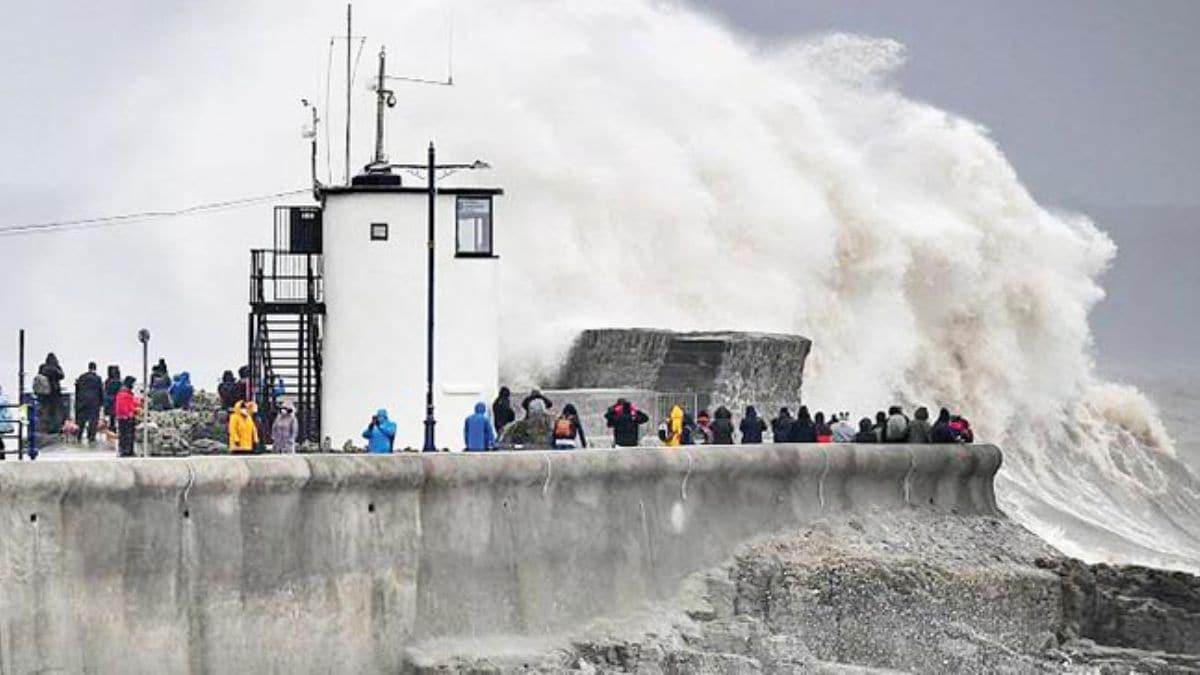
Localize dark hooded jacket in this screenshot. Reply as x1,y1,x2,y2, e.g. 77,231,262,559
853,418,878,443
790,407,817,443
103,366,122,416
604,399,648,447
710,406,736,445
931,408,955,443
74,368,104,410
739,406,767,444
770,409,793,443
218,371,241,409
492,387,516,434
39,354,65,395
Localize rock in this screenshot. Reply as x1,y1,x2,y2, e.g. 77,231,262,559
190,439,227,455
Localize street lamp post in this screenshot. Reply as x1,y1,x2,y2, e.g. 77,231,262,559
422,142,438,452
138,329,150,457
387,148,491,453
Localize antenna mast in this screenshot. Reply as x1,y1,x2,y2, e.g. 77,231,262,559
344,3,352,185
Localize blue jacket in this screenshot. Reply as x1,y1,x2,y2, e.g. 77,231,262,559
463,402,496,451
169,372,195,410
362,409,396,453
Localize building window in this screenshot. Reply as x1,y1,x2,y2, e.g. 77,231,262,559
370,223,388,241
456,196,493,256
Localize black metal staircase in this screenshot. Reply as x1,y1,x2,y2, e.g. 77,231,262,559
248,206,324,443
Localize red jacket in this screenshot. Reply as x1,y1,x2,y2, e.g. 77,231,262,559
115,389,139,420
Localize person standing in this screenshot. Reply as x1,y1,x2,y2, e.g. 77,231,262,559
362,409,397,454
884,406,911,443
738,406,767,444
853,418,878,443
521,389,554,415
169,372,195,410
218,371,240,410
35,353,65,434
550,403,587,450
790,406,816,443
814,411,834,443
770,407,794,443
665,404,685,447
604,398,649,448
831,413,856,443
271,404,298,453
492,386,516,435
102,365,122,429
931,408,955,443
464,402,496,451
114,376,139,457
710,406,736,445
73,362,104,444
907,407,932,443
229,401,259,453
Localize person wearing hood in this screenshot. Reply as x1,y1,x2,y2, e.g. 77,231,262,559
814,411,834,443
521,389,554,415
872,411,888,443
907,407,932,443
884,406,911,443
464,402,496,451
102,365,122,429
770,407,794,443
789,406,816,443
605,398,649,448
169,372,195,410
831,413,856,443
0,384,14,458
114,376,140,457
229,400,259,453
492,386,516,435
931,408,955,443
551,403,587,450
272,404,298,453
949,415,974,443
74,362,104,444
363,409,397,454
35,353,65,433
739,406,767,444
218,370,241,410
853,418,878,443
664,404,685,447
710,406,736,445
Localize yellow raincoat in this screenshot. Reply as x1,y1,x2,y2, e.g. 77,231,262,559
666,405,685,447
228,401,259,452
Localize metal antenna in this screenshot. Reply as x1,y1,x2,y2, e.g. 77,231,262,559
344,3,352,185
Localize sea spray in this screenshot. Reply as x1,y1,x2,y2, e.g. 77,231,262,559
46,0,1200,569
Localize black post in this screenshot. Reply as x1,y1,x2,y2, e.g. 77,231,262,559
422,141,438,452
16,329,25,458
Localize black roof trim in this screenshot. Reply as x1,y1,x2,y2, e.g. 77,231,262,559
320,185,505,197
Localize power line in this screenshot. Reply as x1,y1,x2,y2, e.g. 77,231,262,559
0,189,311,238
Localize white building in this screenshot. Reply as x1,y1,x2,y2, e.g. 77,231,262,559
317,170,503,449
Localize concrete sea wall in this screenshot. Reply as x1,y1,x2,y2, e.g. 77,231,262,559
0,444,1000,674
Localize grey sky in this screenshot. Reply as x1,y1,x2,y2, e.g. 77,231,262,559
1,1,1197,371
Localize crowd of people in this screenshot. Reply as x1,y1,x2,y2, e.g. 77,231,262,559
462,389,974,451
14,352,300,457
9,351,974,456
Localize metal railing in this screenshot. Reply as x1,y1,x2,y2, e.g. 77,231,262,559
0,403,30,460
250,250,324,305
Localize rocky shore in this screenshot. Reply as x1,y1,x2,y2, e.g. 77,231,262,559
406,510,1200,674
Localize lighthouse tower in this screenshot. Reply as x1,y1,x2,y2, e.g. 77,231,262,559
250,46,503,451
319,162,502,449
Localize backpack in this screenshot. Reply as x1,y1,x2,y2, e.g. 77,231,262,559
33,374,51,396
553,416,574,440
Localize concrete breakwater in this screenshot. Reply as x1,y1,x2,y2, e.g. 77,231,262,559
0,445,997,673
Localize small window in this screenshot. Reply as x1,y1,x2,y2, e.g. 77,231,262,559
456,196,493,256
370,223,388,241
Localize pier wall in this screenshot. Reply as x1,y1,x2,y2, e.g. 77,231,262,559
0,445,1000,674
